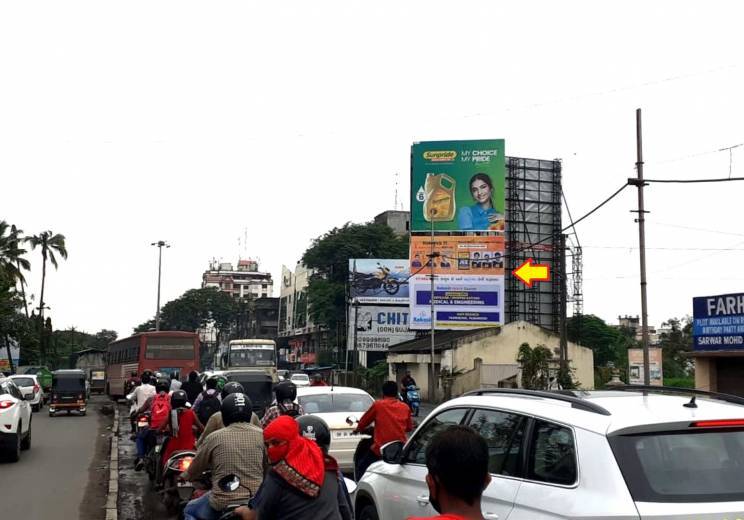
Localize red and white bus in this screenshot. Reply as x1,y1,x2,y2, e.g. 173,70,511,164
106,331,200,399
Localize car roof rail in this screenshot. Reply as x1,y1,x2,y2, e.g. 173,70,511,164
606,384,744,407
462,388,611,416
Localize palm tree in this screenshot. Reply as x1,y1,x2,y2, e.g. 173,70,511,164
26,231,68,362
0,222,31,304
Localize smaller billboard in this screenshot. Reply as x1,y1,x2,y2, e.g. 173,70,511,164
349,259,410,304
693,292,744,350
348,305,416,351
628,347,663,386
409,274,504,330
410,235,505,276
0,337,20,372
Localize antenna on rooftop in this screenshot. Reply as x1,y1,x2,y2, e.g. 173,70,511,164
394,172,399,210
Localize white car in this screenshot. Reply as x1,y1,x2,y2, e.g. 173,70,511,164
8,374,44,412
354,387,744,520
296,385,374,471
0,377,33,462
290,373,310,387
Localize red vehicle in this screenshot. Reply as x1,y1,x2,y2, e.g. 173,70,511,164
106,331,200,399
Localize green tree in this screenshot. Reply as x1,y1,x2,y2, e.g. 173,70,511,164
567,314,635,368
301,222,409,353
658,317,693,379
25,230,67,363
517,342,553,390
92,329,118,349
0,222,31,298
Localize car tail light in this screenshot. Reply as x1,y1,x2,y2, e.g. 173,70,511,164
33,384,40,394
0,400,15,410
692,419,744,428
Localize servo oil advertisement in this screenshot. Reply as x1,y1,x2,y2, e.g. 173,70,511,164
410,139,506,232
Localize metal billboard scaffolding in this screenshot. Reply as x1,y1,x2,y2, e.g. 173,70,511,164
505,157,563,332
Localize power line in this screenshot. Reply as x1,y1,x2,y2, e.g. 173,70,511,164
648,222,744,238
644,176,744,184
583,245,744,251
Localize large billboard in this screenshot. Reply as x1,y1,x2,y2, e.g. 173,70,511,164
411,139,506,232
693,292,744,350
409,274,504,330
410,236,505,276
628,347,663,385
348,305,417,351
349,259,409,304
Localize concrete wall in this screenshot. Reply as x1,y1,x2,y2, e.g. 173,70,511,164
694,357,716,392
388,353,442,401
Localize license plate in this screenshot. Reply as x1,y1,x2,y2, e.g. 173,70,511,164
137,421,148,427
333,429,354,438
177,481,192,488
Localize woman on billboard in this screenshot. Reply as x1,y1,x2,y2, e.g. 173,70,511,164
457,173,505,231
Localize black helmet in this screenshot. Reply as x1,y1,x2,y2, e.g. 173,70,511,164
221,392,253,427
274,380,297,402
170,390,188,409
221,381,245,400
155,377,170,393
297,415,331,453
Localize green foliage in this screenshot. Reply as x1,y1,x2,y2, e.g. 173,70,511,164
517,342,553,390
664,377,695,388
354,361,390,395
301,222,409,348
658,317,693,379
567,314,636,368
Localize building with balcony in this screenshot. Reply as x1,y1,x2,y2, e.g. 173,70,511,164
201,259,273,300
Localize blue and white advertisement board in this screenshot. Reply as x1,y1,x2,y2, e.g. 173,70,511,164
409,274,504,330
692,292,744,350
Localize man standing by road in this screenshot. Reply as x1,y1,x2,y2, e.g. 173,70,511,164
353,380,412,479
183,393,266,520
406,425,491,520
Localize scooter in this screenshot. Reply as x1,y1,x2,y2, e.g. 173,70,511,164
405,385,421,417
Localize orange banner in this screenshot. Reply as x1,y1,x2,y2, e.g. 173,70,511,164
410,235,505,276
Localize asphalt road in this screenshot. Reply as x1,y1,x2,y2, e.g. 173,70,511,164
0,395,111,519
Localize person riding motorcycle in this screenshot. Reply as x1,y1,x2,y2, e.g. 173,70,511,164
126,372,152,436
400,370,417,404
197,382,261,447
134,377,172,471
234,415,342,520
160,389,203,465
261,380,304,428
183,392,266,520
297,415,354,520
310,373,328,387
193,376,223,425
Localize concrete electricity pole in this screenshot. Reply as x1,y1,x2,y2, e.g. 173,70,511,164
151,241,170,331
628,108,651,385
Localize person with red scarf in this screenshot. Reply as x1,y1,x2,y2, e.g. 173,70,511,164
407,425,491,520
234,415,343,520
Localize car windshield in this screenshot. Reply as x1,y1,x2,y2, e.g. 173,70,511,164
53,377,86,392
228,347,275,367
298,393,373,414
11,377,34,387
611,428,744,502
291,374,309,382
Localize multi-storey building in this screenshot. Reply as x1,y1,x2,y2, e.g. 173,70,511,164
201,259,273,299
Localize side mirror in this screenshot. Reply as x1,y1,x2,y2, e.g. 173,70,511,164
343,477,357,495
380,440,404,464
218,474,241,492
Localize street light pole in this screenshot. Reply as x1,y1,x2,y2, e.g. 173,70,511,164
151,241,170,331
427,212,440,403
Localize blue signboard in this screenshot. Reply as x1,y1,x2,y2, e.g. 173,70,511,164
692,292,744,350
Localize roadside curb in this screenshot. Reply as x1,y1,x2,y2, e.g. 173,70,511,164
106,405,119,520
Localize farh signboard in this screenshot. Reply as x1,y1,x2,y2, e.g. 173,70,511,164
411,139,506,232
693,292,744,350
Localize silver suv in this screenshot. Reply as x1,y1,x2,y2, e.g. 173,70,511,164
354,387,744,519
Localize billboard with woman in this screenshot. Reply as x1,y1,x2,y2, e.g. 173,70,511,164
410,139,505,232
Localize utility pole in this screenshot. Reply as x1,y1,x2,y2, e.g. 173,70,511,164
352,299,360,386
151,241,170,331
427,212,439,403
559,234,568,370
628,108,651,385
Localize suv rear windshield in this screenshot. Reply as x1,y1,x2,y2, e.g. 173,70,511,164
611,428,744,502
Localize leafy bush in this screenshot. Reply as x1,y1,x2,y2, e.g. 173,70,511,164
664,377,695,388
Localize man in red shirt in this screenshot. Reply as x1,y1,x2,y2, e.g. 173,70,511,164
310,373,328,386
407,425,491,520
353,380,412,478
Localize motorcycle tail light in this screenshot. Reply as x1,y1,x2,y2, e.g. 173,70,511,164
78,394,84,400
170,456,193,472
0,400,15,410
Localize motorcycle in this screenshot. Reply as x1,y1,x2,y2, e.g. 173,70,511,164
160,450,196,515
346,417,374,482
351,267,401,295
405,385,420,417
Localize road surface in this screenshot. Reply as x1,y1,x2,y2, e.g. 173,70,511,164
0,395,110,519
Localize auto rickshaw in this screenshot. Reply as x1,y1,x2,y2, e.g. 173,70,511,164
49,369,87,416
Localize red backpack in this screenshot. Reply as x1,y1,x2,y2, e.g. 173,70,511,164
150,393,172,429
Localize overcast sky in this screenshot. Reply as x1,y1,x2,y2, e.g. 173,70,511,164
2,1,744,338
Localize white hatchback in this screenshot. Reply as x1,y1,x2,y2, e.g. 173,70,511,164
8,374,44,412
0,377,33,462
296,385,374,471
355,387,744,520
290,373,310,387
